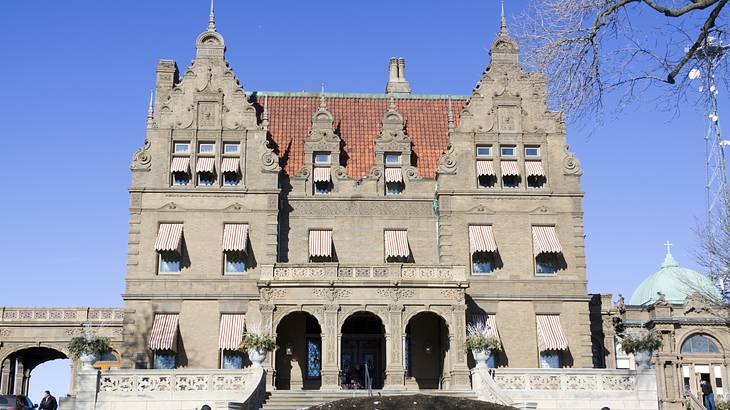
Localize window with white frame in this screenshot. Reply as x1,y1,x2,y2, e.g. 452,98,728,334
199,142,215,154
314,152,331,165
172,172,190,186
385,152,402,165
539,351,561,368
159,252,181,273
224,251,246,274
223,143,240,154
173,142,190,154
525,146,540,157
500,145,516,157
476,145,492,158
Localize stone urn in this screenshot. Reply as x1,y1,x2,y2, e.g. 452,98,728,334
248,348,268,368
634,349,653,369
471,349,491,369
79,351,100,370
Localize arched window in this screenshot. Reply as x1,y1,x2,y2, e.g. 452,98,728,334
681,334,721,354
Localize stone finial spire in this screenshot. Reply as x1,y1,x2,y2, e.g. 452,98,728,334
146,90,154,128
488,0,519,68
388,94,397,112
262,95,270,131
319,83,327,110
386,57,411,95
447,96,455,132
208,0,216,31
500,0,508,35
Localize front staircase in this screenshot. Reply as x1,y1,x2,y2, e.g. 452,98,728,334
259,389,479,410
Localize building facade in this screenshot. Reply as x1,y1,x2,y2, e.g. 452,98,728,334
120,6,593,393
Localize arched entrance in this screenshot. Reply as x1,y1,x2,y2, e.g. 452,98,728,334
679,333,726,397
340,312,385,389
405,312,448,389
1,347,69,397
275,312,322,390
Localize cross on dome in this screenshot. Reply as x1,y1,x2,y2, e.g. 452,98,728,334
664,240,673,254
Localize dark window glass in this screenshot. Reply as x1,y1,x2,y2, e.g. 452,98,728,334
528,175,546,188
225,251,246,273
502,175,520,188
198,171,215,186
314,180,333,194
222,351,244,369
307,338,322,378
472,252,495,274
223,172,240,186
154,351,176,369
386,181,404,195
536,253,558,275
172,172,189,186
681,334,721,353
159,252,181,273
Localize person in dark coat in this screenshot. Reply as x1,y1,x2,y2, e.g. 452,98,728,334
701,380,716,410
39,391,57,410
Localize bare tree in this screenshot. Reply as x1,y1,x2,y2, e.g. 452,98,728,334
515,0,730,119
697,202,730,303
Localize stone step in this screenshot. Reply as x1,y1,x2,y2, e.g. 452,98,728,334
259,390,478,410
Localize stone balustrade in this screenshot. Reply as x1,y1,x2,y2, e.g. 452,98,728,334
0,307,124,323
262,264,467,282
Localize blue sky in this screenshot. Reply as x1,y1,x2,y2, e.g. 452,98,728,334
0,0,722,401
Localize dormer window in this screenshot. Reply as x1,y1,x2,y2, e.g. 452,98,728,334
199,142,215,154
314,152,331,165
500,146,516,157
385,153,402,165
174,142,190,154
476,145,492,158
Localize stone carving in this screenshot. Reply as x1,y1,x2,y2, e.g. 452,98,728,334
436,144,457,175
313,288,352,301
292,201,431,217
100,371,252,393
332,165,349,180
616,294,626,314
376,288,415,301
684,293,713,315
274,267,326,279
402,267,453,280
366,166,383,180
213,374,247,391
130,138,152,170
563,145,583,175
402,166,421,180
440,289,465,302
497,106,521,133
0,329,10,337
197,102,220,129
259,288,287,302
260,141,281,173
655,291,668,306
175,375,209,391
494,372,634,391
373,267,388,277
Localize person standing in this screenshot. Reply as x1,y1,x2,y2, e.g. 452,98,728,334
701,380,717,410
39,390,57,410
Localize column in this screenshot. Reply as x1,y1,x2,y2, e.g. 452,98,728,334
259,304,276,390
12,357,23,395
320,304,340,390
448,305,471,390
0,359,10,394
383,304,405,390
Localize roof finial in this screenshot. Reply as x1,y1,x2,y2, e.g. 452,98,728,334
262,95,269,131
208,0,216,32
661,240,680,268
500,0,508,35
447,96,455,132
146,90,154,128
388,94,397,111
319,83,327,110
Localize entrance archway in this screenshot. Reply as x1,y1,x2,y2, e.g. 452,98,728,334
1,347,69,397
275,312,322,390
340,312,385,389
405,312,448,389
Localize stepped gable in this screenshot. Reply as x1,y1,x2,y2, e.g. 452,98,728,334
258,93,465,178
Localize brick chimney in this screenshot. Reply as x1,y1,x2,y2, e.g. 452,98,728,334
386,57,411,95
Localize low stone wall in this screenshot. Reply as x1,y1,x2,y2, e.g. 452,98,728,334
66,367,266,410
491,368,658,410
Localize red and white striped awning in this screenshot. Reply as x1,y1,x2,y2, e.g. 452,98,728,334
477,161,495,176
313,167,331,182
385,168,403,183
223,224,248,252
309,230,333,258
196,157,215,173
532,226,562,254
525,162,545,177
170,157,190,173
469,314,499,338
469,225,498,253
219,314,246,350
148,313,179,351
154,223,184,252
221,158,240,174
536,315,569,351
500,161,520,176
384,230,410,258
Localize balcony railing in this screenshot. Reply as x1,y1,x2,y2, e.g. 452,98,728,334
260,264,467,282
0,307,124,323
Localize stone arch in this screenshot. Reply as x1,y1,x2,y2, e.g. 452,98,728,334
678,331,725,354
403,310,451,389
273,305,324,332
338,306,390,335
402,306,452,334
1,343,72,396
339,309,388,389
274,309,323,391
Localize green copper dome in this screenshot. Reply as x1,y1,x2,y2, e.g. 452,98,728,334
629,247,721,306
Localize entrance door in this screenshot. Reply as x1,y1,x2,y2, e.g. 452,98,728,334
341,338,383,389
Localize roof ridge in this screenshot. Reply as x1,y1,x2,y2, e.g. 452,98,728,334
247,91,468,100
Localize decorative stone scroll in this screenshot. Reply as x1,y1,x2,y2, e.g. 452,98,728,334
273,267,326,279
402,267,453,280
312,288,352,301
436,144,457,175
376,288,415,301
130,138,152,170
563,144,582,175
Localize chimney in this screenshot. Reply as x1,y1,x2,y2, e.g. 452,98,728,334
386,57,411,95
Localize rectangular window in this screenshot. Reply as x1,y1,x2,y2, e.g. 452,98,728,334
476,145,492,157
472,252,495,274
221,351,244,369
500,146,516,157
172,172,190,186
314,152,331,165
159,252,181,273
527,175,546,188
385,153,402,165
198,172,215,186
223,172,240,186
502,175,520,188
225,251,247,274
478,175,496,188
173,142,190,154
539,351,561,368
314,180,333,195
223,143,240,154
386,181,404,195
525,146,540,157
536,253,559,275
153,351,176,369
199,142,215,154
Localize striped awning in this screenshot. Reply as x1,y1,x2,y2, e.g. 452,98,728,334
196,157,215,173
170,157,190,173
532,226,562,254
223,224,248,252
500,161,520,176
469,314,499,339
221,158,240,174
154,223,184,252
313,167,331,182
219,314,246,350
469,225,498,253
525,162,545,177
536,315,569,351
385,168,403,183
384,230,410,258
477,160,495,176
148,313,179,351
309,230,333,258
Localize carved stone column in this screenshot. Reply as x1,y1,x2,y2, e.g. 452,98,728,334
0,359,10,395
12,357,23,395
259,303,276,390
320,304,341,390
384,304,405,390
448,304,471,390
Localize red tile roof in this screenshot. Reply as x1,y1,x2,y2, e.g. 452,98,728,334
258,93,464,178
